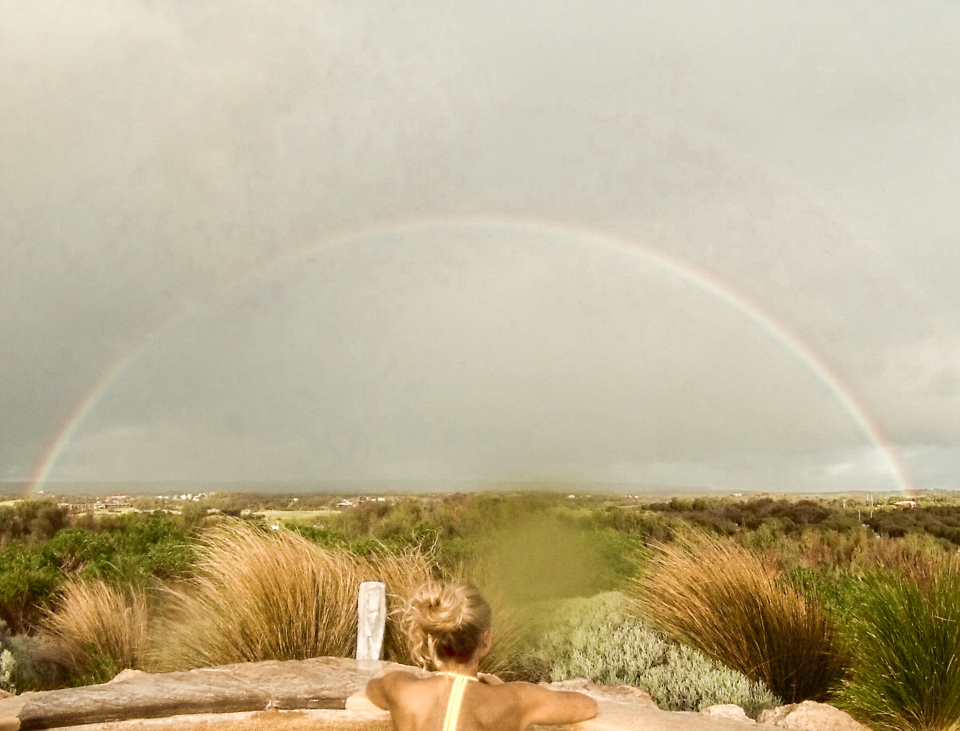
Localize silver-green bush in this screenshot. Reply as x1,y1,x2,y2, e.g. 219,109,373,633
523,592,778,716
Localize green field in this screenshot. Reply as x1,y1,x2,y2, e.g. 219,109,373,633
256,509,340,523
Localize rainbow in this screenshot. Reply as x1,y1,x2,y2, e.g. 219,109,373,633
25,214,915,496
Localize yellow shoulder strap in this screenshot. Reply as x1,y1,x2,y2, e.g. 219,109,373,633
442,675,474,731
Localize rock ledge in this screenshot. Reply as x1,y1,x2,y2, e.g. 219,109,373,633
0,661,868,731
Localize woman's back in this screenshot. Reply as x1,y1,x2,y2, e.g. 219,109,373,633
365,581,597,731
367,671,597,731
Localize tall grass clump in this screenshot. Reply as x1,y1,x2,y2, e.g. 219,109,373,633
521,592,777,716
158,522,433,669
839,566,960,731
630,532,846,704
41,579,149,683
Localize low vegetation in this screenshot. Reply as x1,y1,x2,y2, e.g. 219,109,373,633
1,488,959,728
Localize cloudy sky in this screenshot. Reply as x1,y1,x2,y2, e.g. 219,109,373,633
2,0,959,493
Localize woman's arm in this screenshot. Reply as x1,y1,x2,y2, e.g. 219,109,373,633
512,683,599,726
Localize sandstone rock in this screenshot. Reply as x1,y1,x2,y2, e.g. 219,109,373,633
759,701,870,731
0,659,805,731
540,678,658,708
345,692,386,714
45,709,395,731
109,669,145,683
0,693,29,731
701,704,755,723
6,657,404,729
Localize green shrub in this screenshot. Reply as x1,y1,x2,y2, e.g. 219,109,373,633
315,494,643,589
785,566,864,628
43,515,195,585
838,566,960,731
0,648,14,692
521,592,778,715
525,593,667,685
0,544,64,633
643,497,833,535
629,532,847,704
867,505,960,547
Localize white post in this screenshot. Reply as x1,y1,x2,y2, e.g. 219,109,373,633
357,581,386,661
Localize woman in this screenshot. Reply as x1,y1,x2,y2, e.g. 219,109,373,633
365,580,598,731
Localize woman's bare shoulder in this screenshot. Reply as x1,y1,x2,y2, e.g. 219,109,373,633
492,681,599,725
365,668,434,709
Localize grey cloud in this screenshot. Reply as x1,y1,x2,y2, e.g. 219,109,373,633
3,0,960,491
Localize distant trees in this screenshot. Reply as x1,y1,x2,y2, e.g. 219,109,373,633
643,497,833,535
0,500,69,546
866,505,960,546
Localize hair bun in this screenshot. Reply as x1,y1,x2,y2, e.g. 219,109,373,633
404,580,492,669
408,581,464,633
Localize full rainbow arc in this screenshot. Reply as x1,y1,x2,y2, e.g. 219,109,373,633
25,215,914,497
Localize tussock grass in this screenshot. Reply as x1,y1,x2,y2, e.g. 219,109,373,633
41,579,149,682
630,532,846,704
157,522,434,669
839,565,960,731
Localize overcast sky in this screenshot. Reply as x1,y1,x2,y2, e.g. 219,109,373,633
2,0,959,493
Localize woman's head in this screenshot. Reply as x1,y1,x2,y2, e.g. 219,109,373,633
405,580,492,669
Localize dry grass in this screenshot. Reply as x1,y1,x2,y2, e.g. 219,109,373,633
41,578,150,681
156,522,434,670
629,532,846,704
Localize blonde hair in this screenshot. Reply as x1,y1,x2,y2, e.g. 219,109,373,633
405,580,492,669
